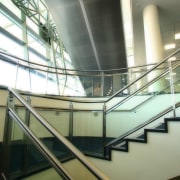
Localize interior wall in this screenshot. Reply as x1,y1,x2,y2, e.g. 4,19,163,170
89,121,180,180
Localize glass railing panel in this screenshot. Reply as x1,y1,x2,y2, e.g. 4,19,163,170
104,76,113,96
72,110,104,157
81,76,94,97
7,93,104,179
4,89,108,179
106,70,176,144
170,64,180,116
38,109,70,137
105,62,171,110
6,115,63,180
27,113,100,179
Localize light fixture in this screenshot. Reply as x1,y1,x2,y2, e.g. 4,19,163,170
175,33,180,40
164,43,176,50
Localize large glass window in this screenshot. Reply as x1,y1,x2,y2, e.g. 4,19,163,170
0,33,24,58
0,0,85,96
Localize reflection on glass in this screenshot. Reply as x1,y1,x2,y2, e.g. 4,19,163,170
28,33,46,58
0,61,17,88
7,116,63,180
0,13,23,40
0,34,24,58
1,0,21,18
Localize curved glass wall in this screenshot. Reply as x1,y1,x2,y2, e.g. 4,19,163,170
0,0,85,96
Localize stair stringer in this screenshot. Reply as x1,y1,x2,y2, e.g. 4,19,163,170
88,119,180,180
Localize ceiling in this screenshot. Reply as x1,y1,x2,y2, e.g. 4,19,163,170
45,0,127,71
132,0,180,64
45,0,180,71
132,0,180,24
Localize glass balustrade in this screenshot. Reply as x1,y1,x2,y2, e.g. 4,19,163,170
2,89,108,180
3,116,63,179
104,54,180,157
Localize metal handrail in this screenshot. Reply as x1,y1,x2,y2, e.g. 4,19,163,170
8,87,109,180
8,107,72,180
105,102,180,148
106,61,180,114
0,50,170,74
105,47,180,103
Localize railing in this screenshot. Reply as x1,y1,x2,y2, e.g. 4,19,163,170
0,47,180,163
102,49,180,157
104,47,180,113
1,87,109,179
105,102,180,149
0,50,170,97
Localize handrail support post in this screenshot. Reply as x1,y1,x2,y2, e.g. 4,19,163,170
103,103,107,158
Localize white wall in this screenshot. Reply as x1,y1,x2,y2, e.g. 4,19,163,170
89,121,180,180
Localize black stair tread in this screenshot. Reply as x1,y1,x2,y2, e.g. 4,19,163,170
145,128,166,132
126,137,145,142
111,146,127,152
165,117,180,120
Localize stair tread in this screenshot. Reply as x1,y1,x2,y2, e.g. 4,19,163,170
127,137,145,141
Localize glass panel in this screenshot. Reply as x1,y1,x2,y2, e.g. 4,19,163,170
171,64,180,115
104,76,112,96
38,110,70,137
63,75,85,96
7,116,63,180
16,66,31,92
0,13,23,40
7,93,102,179
26,17,39,34
105,66,179,153
0,33,24,58
73,110,104,157
93,77,102,96
27,112,98,179
46,71,59,95
27,33,47,59
30,68,47,94
81,76,93,97
1,0,21,18
0,61,17,88
58,74,66,95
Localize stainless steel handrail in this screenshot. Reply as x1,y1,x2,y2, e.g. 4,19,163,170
104,48,180,114
0,50,170,74
105,47,180,103
105,102,180,148
8,107,72,180
8,87,109,180
106,62,180,114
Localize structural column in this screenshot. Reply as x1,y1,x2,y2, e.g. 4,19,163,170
143,4,163,65
143,4,165,93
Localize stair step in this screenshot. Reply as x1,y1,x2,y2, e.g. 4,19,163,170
127,137,146,143
155,123,166,130
136,134,145,139
114,141,126,148
111,145,127,152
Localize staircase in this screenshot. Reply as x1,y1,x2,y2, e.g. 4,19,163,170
111,117,180,153
89,117,180,180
